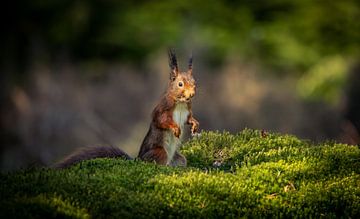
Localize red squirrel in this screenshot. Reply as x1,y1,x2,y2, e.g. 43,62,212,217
54,50,199,168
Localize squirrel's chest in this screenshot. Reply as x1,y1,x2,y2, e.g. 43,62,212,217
163,103,189,164
172,103,189,129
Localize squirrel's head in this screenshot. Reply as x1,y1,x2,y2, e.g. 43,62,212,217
167,49,196,103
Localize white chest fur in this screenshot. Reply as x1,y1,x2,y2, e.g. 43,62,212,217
163,103,189,164
172,103,189,130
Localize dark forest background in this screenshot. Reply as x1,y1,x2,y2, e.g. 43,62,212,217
1,0,359,170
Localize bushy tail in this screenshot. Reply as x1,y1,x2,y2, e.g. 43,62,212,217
53,146,132,169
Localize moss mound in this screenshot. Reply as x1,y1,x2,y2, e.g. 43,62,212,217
1,129,360,218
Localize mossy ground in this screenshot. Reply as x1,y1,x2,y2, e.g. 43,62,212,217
1,129,360,218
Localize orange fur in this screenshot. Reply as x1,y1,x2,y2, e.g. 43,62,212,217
138,50,199,165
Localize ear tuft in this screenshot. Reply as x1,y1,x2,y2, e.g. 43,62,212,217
168,49,178,79
188,52,193,74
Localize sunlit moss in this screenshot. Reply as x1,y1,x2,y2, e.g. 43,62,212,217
1,130,359,218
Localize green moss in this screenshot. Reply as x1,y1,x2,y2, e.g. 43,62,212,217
1,129,360,218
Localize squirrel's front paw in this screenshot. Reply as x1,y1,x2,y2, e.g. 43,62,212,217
190,119,199,135
172,126,181,138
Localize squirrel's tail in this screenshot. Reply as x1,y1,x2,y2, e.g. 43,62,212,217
53,146,132,169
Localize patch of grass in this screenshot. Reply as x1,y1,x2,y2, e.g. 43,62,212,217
1,129,359,218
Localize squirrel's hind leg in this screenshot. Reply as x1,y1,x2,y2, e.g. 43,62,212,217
170,151,187,167
140,147,168,165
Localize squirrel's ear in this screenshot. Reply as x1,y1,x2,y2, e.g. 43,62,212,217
168,49,178,80
188,53,193,75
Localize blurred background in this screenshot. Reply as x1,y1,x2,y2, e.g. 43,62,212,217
1,0,359,171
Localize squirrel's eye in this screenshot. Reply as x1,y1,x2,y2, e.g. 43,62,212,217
178,81,184,87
